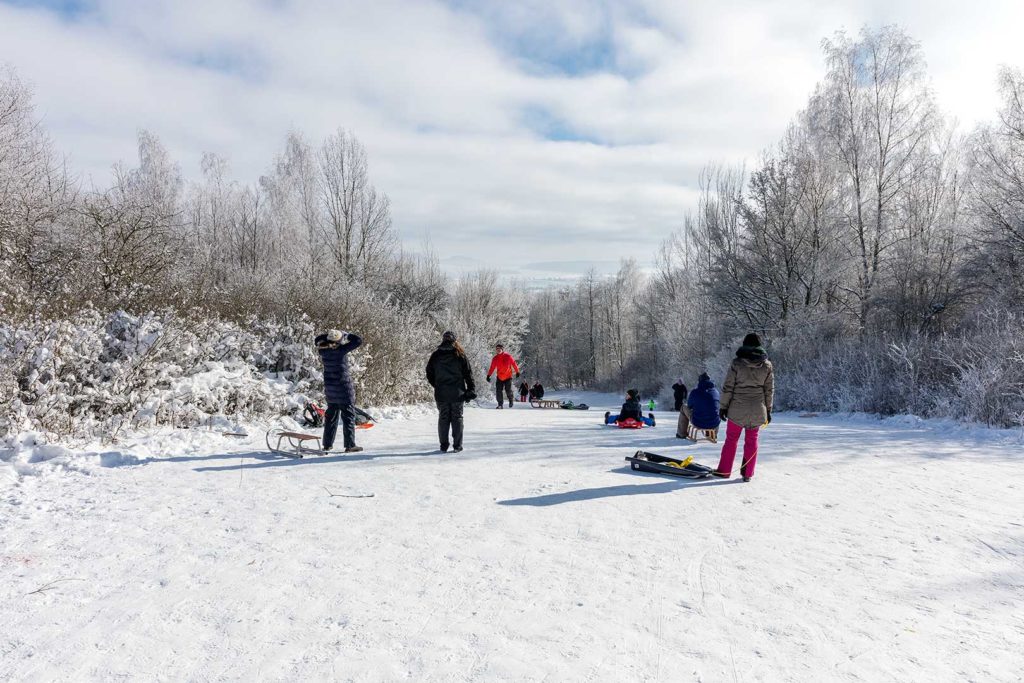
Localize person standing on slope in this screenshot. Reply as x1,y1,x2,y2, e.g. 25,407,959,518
315,329,364,453
713,333,774,482
671,378,688,412
426,331,476,452
518,380,530,403
486,342,520,409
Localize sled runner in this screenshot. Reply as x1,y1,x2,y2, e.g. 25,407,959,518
626,451,713,479
265,428,326,458
530,399,562,409
686,422,718,443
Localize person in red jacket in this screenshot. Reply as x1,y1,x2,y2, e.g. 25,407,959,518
486,342,521,409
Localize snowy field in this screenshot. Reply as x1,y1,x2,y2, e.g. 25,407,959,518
2,392,1023,682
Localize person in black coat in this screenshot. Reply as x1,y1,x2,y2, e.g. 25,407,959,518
425,330,476,452
518,381,530,403
530,382,545,400
315,329,363,452
671,378,688,412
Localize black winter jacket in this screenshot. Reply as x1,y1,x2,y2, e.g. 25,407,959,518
619,397,643,421
316,332,362,405
426,343,476,403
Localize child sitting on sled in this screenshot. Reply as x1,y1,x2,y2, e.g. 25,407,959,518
677,372,721,440
605,389,656,426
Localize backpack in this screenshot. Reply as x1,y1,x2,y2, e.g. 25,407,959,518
302,401,326,428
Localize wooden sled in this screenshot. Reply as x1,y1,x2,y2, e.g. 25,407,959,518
265,428,325,458
530,399,562,409
686,423,719,443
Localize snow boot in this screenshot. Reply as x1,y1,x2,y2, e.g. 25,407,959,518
710,470,730,479
345,446,364,453
649,412,656,426
453,446,464,452
742,476,751,482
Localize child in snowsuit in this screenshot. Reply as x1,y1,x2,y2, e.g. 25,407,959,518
605,389,656,426
315,329,364,453
713,333,774,481
426,331,476,452
518,381,530,403
486,343,521,408
676,372,721,438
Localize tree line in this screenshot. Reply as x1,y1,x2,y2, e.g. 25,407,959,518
521,27,1024,427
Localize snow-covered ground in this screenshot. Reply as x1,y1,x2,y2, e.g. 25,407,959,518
2,392,1022,682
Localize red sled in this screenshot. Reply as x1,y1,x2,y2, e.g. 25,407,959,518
618,418,645,429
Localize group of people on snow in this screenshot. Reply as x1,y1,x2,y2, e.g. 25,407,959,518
668,332,774,481
314,328,773,482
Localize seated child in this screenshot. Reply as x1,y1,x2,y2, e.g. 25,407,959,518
605,389,656,426
677,372,721,437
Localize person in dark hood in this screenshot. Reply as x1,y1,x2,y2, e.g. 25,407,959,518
518,380,530,402
315,329,363,453
677,372,721,438
671,378,688,412
529,382,545,400
713,333,774,481
426,330,476,452
604,389,656,426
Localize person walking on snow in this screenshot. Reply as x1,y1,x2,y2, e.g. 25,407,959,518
426,331,476,452
518,380,530,403
315,329,364,453
676,372,721,438
671,378,688,411
713,333,774,481
486,342,520,409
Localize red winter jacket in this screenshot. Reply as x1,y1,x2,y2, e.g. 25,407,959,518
487,352,520,381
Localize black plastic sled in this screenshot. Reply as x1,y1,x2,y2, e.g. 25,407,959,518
626,450,713,479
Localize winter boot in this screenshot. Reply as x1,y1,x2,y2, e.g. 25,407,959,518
345,446,364,453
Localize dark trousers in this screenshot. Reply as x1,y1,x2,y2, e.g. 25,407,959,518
674,397,684,411
323,403,356,450
437,401,464,449
495,378,513,406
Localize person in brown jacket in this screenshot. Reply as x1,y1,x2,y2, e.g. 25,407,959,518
712,333,774,481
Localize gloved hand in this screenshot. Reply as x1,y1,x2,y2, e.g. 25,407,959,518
719,408,728,422
515,372,520,379
486,375,492,383
766,410,772,425
462,390,477,403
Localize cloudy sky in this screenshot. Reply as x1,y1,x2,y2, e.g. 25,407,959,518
1,0,1022,281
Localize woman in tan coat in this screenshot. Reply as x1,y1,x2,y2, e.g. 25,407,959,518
713,333,774,481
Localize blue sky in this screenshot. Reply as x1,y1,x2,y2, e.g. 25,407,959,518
1,0,1022,280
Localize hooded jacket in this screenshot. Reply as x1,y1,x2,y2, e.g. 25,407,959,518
687,376,721,429
316,332,363,405
720,345,774,428
618,397,643,422
426,342,476,403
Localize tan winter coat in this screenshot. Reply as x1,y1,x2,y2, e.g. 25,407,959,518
721,357,774,428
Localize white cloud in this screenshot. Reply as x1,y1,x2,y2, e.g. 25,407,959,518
1,0,1021,279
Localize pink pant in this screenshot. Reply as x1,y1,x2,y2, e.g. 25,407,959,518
717,420,760,478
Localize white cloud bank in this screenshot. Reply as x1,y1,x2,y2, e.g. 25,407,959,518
1,0,1022,279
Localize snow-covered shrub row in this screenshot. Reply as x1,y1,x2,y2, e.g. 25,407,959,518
0,309,325,440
